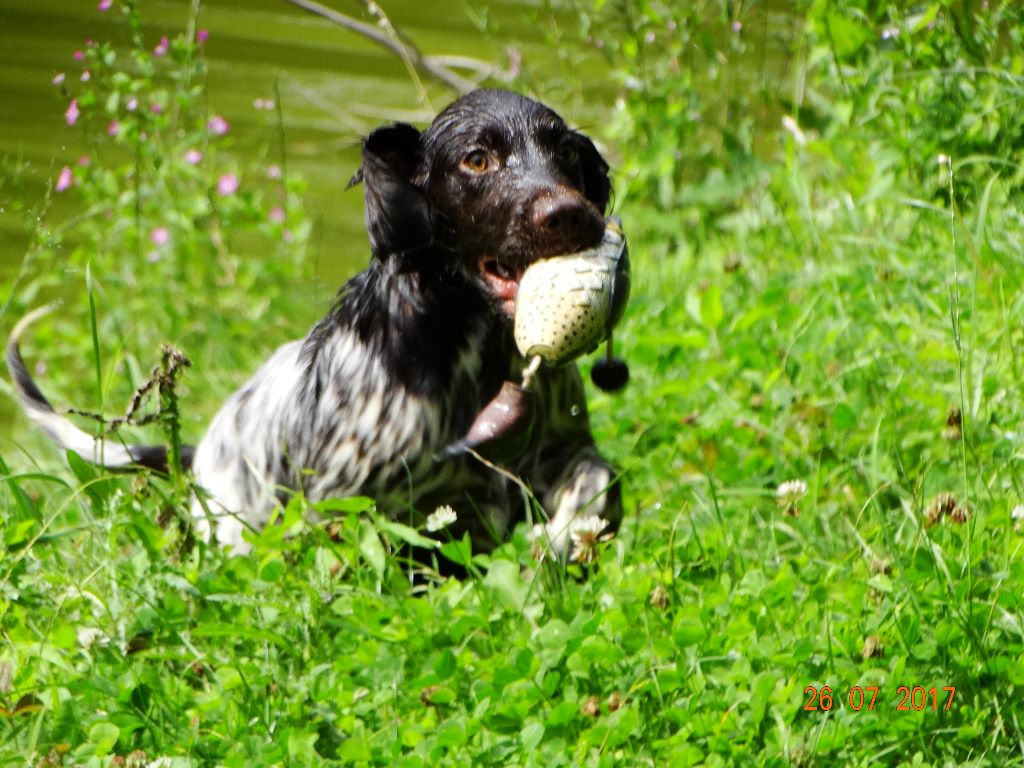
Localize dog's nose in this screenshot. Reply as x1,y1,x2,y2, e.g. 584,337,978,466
530,194,604,252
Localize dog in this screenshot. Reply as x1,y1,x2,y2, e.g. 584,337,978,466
8,88,623,561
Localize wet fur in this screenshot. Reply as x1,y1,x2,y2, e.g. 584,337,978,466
8,89,622,558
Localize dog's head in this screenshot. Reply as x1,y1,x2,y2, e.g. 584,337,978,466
356,89,611,318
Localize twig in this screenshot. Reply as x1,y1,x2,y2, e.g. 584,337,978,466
284,0,498,95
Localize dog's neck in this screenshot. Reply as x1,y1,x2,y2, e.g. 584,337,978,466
311,256,498,399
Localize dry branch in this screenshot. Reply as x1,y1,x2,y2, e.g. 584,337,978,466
285,0,507,95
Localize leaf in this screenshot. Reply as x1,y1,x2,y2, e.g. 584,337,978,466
605,706,640,748
0,455,38,520
535,619,571,649
190,623,290,647
66,450,114,508
520,721,545,752
546,700,577,727
314,496,375,515
381,520,439,549
436,719,466,747
672,617,705,647
832,402,857,431
426,686,455,705
87,722,120,756
258,556,285,583
867,574,893,594
483,559,529,612
440,533,472,567
700,283,724,329
358,522,386,578
826,13,872,58
66,449,98,486
908,4,940,33
286,728,318,766
434,648,457,680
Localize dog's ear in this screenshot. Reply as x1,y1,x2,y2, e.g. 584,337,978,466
353,123,434,260
572,131,612,213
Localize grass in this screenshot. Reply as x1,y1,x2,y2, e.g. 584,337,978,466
2,1,1024,766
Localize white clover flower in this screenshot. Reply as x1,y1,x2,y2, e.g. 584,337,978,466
569,516,610,564
776,479,808,502
76,627,104,648
776,479,808,516
570,516,609,538
425,505,457,532
1012,504,1024,523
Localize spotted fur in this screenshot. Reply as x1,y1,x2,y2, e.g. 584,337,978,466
8,89,623,559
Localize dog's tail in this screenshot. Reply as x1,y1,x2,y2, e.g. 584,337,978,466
7,306,193,474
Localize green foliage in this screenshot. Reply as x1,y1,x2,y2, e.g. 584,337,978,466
806,1,1024,196
7,0,311,437
3,0,1024,765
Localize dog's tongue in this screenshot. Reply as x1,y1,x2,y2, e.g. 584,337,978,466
481,257,524,317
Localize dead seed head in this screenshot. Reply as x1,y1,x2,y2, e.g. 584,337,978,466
862,635,885,660
869,557,893,575
949,503,970,524
942,405,962,440
420,685,442,707
649,584,670,609
925,493,957,527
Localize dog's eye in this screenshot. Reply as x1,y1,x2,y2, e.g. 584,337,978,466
461,150,491,174
558,141,579,167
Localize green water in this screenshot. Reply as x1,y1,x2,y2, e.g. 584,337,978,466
0,0,614,288
0,0,616,430
0,0,794,433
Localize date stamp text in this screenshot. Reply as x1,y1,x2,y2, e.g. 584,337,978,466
803,685,956,712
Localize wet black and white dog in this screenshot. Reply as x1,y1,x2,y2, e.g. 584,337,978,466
8,89,622,558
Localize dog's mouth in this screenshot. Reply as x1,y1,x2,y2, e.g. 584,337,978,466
480,256,526,318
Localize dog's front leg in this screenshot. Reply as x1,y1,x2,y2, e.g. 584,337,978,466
525,365,623,561
538,445,622,560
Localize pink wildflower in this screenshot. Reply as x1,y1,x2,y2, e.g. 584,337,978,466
150,102,163,114
77,155,90,167
126,97,138,111
73,50,84,62
268,206,285,223
217,173,239,196
207,115,229,136
266,164,282,180
55,167,73,192
196,29,209,44
98,0,112,11
107,120,120,136
184,148,202,164
150,227,170,246
81,70,91,82
52,73,65,86
154,36,169,57
65,99,80,126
